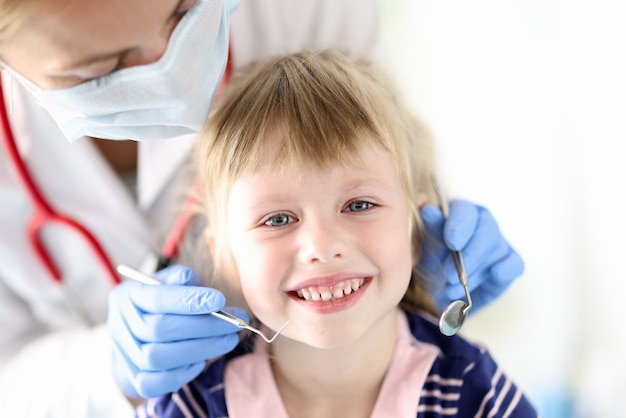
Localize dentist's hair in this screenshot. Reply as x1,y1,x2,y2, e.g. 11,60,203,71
196,50,439,315
0,0,34,46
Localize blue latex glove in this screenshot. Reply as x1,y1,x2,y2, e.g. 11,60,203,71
419,200,524,314
107,265,249,399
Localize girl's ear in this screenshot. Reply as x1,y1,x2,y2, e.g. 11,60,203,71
204,228,216,254
416,192,429,208
412,192,429,264
412,242,422,265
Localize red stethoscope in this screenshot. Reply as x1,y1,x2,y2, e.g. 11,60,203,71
0,48,232,288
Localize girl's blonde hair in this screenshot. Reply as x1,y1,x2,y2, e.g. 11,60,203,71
196,50,439,315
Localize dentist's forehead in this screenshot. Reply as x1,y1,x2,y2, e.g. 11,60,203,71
1,0,181,74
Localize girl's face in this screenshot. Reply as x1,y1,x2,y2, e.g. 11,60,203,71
224,142,414,349
1,0,196,89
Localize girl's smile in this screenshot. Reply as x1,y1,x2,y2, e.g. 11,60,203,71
288,273,373,314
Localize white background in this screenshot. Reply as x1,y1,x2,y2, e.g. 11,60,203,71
381,1,626,417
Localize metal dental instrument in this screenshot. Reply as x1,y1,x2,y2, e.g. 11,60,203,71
116,264,288,343
432,179,473,336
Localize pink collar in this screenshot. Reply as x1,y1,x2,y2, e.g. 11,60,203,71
224,311,440,418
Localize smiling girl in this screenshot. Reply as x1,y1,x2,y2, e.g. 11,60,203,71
137,50,538,418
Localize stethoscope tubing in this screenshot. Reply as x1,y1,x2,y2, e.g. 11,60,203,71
0,42,232,287
0,78,120,285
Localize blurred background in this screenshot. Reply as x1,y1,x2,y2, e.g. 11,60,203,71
381,1,626,417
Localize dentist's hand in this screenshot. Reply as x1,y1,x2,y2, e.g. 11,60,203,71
419,200,524,314
107,265,248,399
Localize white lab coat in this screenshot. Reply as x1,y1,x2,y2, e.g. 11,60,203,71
0,1,388,416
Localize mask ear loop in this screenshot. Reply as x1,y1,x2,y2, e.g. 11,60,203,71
9,72,13,115
0,65,13,115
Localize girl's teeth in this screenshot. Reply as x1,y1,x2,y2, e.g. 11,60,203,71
295,278,366,302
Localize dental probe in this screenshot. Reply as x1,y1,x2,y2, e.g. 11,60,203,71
116,264,288,343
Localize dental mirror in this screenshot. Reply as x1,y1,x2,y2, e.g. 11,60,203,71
432,178,473,336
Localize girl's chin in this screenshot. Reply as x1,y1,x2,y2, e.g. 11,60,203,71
279,334,360,351
273,320,375,351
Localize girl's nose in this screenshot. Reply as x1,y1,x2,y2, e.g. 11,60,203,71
298,221,349,265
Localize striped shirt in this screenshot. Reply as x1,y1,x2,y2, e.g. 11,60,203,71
136,310,539,418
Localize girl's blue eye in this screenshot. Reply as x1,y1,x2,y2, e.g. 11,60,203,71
347,201,373,212
264,213,293,227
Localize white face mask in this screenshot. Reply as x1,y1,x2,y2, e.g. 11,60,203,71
12,0,239,142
